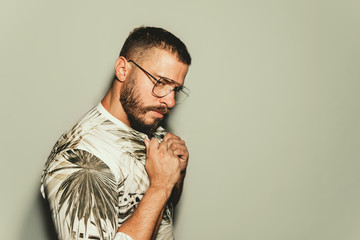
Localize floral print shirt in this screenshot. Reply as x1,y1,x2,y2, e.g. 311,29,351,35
41,103,174,240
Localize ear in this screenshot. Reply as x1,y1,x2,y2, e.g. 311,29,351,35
114,57,129,82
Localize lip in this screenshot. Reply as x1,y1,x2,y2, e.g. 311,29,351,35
152,110,165,118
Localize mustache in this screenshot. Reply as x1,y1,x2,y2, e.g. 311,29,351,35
144,106,168,115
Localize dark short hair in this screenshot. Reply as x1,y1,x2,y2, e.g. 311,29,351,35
119,26,191,65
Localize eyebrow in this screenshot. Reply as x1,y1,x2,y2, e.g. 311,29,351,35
156,74,183,86
129,60,183,86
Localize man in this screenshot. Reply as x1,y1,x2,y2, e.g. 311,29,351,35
40,26,191,240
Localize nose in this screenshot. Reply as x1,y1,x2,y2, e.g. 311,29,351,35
159,91,176,109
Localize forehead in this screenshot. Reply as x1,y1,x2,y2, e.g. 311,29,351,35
136,48,189,85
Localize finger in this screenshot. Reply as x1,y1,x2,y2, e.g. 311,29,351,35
167,147,175,156
163,133,181,142
173,148,188,156
165,137,185,146
145,138,156,157
166,137,184,144
148,138,160,151
158,137,170,150
169,143,187,152
144,138,150,150
167,140,187,151
173,149,189,159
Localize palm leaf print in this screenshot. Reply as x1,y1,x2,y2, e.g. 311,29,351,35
42,121,85,178
112,127,165,161
51,149,118,240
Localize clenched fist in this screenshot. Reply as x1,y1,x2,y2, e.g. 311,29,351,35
144,135,181,194
163,133,189,174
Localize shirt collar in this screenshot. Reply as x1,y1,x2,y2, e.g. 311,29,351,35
96,103,165,139
96,103,166,160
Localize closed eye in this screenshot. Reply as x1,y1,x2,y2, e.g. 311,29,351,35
157,78,168,86
158,77,173,84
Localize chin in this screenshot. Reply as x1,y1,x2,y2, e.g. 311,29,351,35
143,118,159,126
144,113,162,124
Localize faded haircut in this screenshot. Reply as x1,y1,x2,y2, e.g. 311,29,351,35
119,26,191,65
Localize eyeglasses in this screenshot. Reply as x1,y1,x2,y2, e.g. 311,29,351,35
128,60,190,103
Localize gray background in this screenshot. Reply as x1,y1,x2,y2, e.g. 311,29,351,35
1,0,360,239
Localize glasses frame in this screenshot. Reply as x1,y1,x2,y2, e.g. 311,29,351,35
128,60,190,102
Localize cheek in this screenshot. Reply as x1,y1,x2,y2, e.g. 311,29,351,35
132,75,160,105
140,86,159,104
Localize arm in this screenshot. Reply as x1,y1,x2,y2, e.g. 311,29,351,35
163,133,189,206
170,172,186,207
151,206,166,240
117,135,181,240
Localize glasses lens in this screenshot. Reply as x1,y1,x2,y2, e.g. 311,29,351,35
153,79,189,103
153,79,171,96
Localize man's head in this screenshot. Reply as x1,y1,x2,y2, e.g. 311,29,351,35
119,26,191,65
109,26,191,136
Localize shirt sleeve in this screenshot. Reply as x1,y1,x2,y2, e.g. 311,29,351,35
42,148,132,240
114,232,134,240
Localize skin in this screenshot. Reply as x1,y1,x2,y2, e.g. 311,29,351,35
101,48,189,240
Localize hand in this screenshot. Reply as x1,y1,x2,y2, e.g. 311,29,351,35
144,137,181,194
163,133,189,174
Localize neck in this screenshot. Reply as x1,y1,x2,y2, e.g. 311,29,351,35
101,82,130,126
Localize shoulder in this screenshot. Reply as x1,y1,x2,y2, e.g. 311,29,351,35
41,148,119,197
41,148,121,240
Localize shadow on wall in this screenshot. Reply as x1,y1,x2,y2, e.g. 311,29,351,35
19,192,58,240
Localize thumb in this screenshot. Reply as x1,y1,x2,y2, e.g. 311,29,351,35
144,138,150,153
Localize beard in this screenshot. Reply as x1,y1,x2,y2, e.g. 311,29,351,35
120,76,167,137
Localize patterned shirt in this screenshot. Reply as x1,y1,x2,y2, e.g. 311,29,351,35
40,103,174,240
